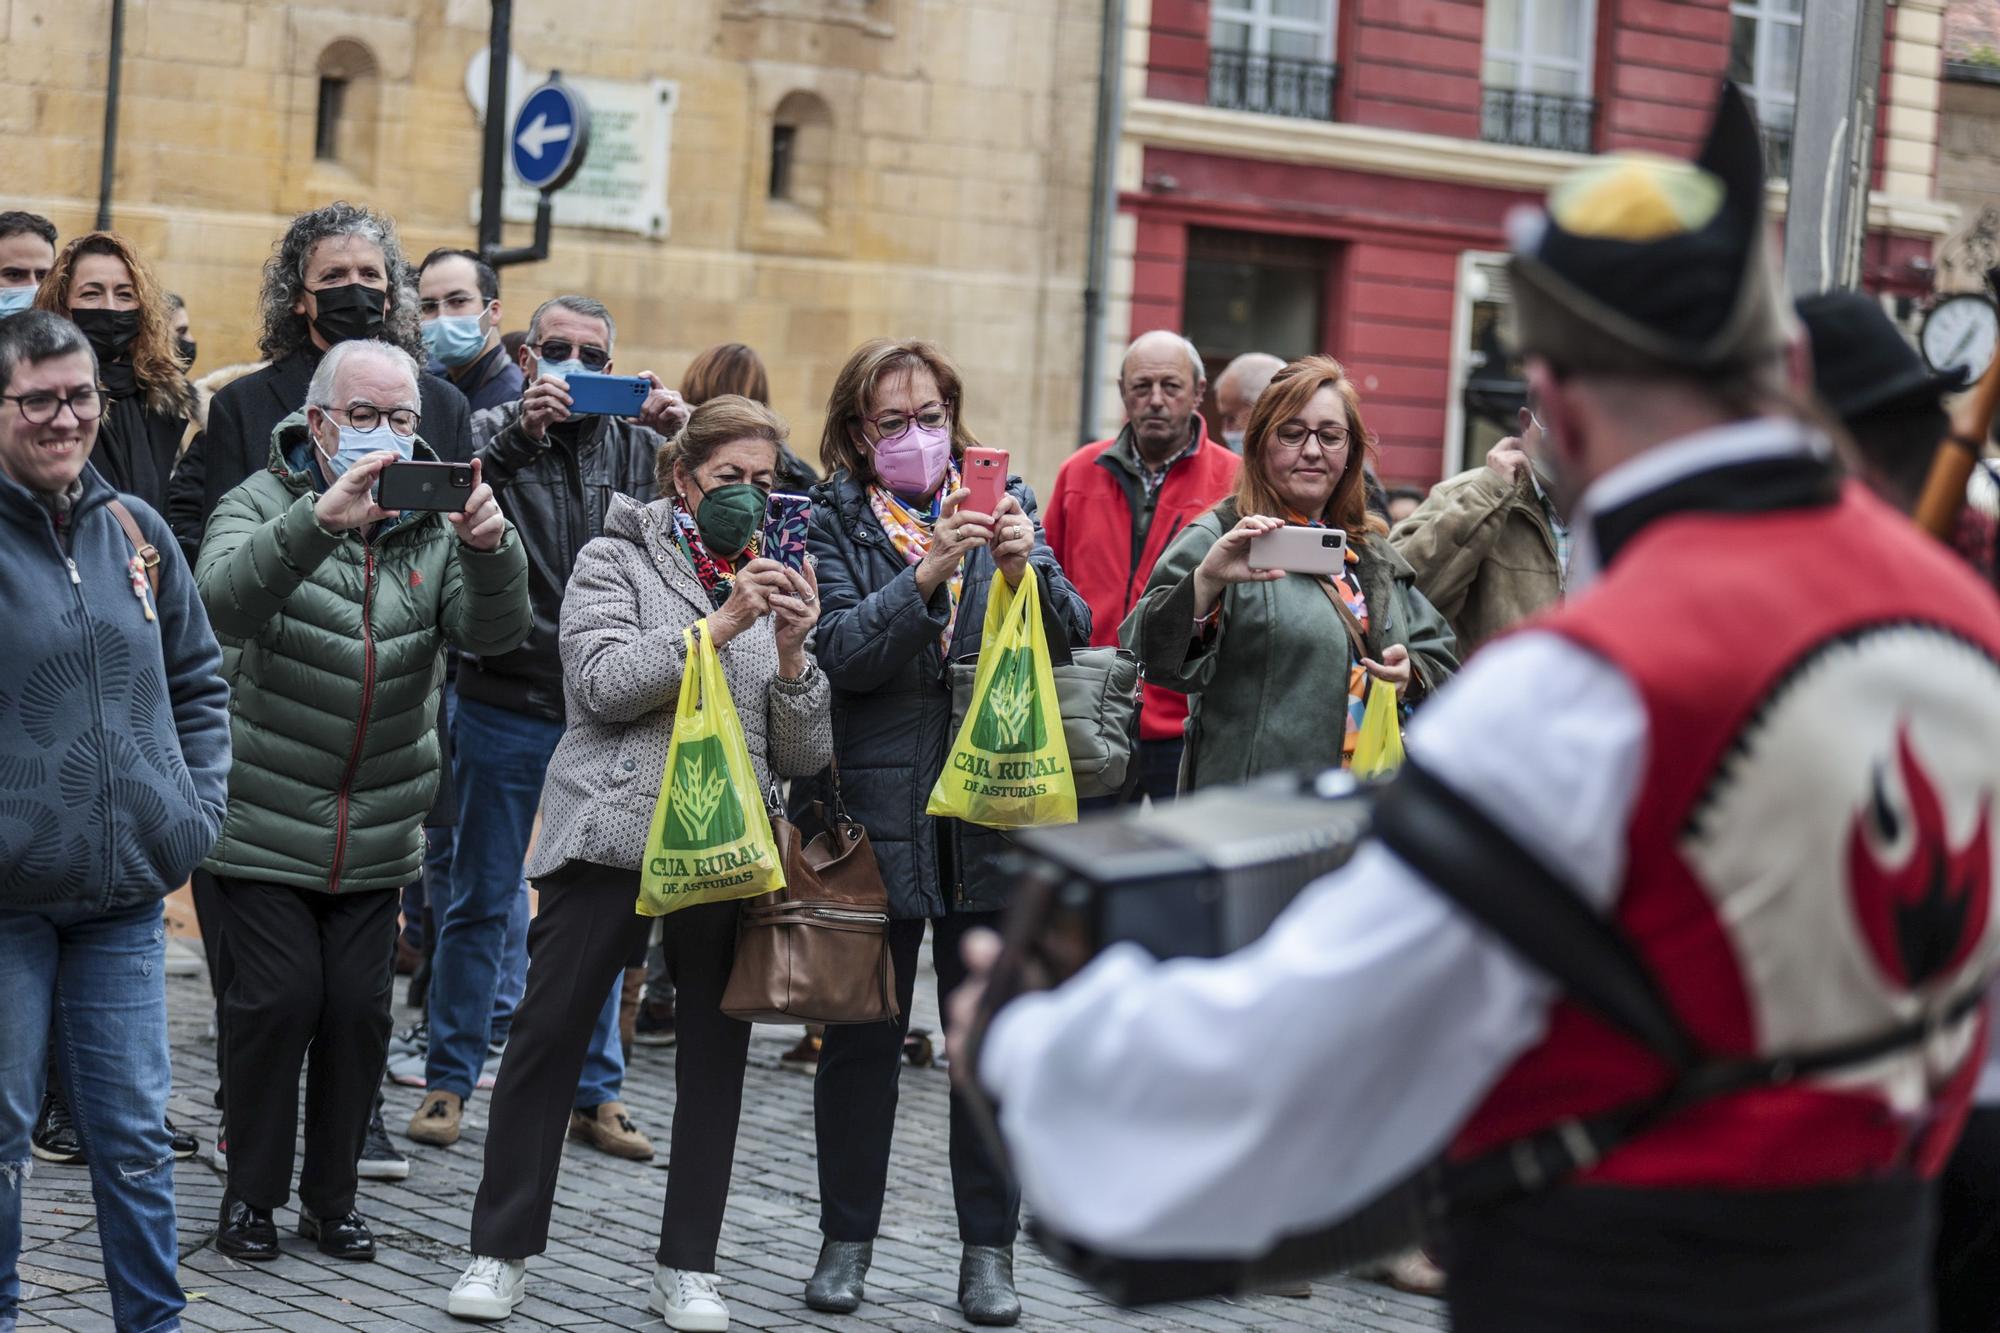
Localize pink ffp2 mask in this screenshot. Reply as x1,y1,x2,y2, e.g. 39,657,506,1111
872,422,953,499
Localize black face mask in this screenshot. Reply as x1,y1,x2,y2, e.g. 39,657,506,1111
307,282,387,346
71,307,141,360
176,337,197,369
98,360,138,400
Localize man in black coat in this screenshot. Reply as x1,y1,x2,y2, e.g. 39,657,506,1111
167,202,471,563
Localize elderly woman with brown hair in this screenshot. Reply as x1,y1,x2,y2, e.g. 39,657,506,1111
1125,354,1457,788
446,395,833,1328
791,338,1089,1327
33,231,192,514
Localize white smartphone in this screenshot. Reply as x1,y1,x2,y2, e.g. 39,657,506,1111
1247,524,1348,577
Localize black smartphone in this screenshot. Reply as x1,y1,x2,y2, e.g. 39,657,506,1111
375,460,475,513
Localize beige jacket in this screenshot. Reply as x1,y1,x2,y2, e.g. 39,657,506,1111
1389,465,1563,658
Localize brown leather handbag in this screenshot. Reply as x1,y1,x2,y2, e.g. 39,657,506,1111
720,781,900,1026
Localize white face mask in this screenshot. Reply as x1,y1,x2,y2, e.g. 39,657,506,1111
536,353,586,385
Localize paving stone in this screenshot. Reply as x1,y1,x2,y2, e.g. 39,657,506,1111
16,966,1439,1332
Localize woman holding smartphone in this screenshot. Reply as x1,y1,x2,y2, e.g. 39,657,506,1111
1124,355,1456,788
447,395,833,1328
793,338,1089,1327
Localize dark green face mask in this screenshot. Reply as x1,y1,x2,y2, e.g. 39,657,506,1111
693,481,769,556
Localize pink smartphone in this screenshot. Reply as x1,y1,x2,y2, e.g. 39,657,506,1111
962,447,1009,516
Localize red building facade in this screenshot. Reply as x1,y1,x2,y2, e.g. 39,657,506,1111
1103,0,1956,484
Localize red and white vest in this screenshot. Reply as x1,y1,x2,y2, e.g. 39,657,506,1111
1453,477,2000,1187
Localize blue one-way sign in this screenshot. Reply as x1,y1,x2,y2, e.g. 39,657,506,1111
510,79,591,193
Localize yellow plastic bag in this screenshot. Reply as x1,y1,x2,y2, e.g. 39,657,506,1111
926,566,1079,829
637,621,786,916
1349,676,1406,778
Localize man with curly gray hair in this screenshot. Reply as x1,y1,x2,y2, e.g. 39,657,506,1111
166,201,472,563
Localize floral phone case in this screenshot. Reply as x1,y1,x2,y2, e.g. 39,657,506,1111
762,493,812,571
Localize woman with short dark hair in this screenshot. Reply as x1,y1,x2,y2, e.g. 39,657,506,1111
793,338,1090,1327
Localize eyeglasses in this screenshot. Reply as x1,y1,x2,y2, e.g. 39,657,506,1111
866,403,950,440
529,340,610,370
419,294,487,318
1272,423,1350,452
329,403,421,437
5,388,103,425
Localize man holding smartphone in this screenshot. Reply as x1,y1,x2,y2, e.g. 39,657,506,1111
408,295,690,1159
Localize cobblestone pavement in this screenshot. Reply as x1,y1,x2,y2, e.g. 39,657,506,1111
18,956,1447,1332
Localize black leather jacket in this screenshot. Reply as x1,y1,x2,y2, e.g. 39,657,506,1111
458,401,664,721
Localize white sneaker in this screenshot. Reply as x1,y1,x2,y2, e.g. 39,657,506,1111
448,1255,528,1320
650,1267,728,1331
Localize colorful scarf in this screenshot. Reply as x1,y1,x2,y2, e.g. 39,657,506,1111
668,498,757,609
1286,509,1372,764
869,460,963,652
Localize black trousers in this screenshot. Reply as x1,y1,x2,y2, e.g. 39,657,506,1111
215,877,398,1216
471,866,750,1270
815,911,1021,1246
1936,1105,2000,1332
189,867,233,1108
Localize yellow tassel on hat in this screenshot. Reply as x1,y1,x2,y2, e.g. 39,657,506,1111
1549,153,1726,243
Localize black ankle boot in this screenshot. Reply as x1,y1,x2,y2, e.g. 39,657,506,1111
804,1239,872,1313
299,1206,376,1261
959,1245,1021,1327
216,1194,277,1260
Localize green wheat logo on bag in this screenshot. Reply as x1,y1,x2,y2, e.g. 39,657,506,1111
637,621,786,916
926,566,1079,830
664,738,746,847
968,648,1047,754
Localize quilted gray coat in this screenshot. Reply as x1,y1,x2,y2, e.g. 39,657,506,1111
526,493,833,879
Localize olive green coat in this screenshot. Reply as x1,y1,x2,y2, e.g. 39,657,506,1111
1122,500,1458,790
194,412,532,892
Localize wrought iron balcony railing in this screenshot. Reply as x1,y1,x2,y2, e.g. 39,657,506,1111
1208,49,1340,123
1480,87,1595,154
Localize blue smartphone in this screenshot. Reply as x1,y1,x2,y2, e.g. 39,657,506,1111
561,371,650,417
762,494,812,572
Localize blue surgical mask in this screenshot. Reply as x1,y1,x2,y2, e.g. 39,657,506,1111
423,314,487,369
0,286,35,316
318,420,413,480
536,354,586,384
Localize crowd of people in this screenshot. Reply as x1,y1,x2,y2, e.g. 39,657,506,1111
6,84,2000,1333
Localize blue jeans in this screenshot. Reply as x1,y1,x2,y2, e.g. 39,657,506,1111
426,698,620,1102
0,902,181,1332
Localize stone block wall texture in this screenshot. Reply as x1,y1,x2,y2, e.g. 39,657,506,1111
0,0,1102,493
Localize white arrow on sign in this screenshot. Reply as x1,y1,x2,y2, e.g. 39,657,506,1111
516,112,572,160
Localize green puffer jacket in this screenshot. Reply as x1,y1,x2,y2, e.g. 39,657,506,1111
195,412,532,892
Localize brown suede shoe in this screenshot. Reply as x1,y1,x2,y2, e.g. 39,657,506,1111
568,1101,655,1161
406,1090,463,1147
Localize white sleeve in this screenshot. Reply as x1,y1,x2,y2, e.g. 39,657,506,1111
978,631,1650,1257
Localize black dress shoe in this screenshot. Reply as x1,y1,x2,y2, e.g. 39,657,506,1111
959,1245,1021,1327
216,1195,278,1261
804,1239,872,1313
166,1117,198,1160
298,1206,376,1261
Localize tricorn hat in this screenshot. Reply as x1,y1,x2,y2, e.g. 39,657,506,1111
1507,84,1788,377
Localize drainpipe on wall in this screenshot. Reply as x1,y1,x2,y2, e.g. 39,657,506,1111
1078,0,1129,446
95,0,126,229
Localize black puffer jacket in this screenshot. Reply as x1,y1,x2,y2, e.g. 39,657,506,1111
459,401,665,721
790,471,1090,919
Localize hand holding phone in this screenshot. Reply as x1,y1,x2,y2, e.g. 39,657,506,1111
561,371,651,418
962,446,1008,516
374,459,476,513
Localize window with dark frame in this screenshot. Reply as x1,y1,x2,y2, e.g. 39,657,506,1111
315,76,347,162
769,124,797,201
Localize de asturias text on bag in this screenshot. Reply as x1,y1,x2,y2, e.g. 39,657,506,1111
637,621,787,916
